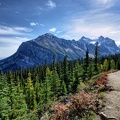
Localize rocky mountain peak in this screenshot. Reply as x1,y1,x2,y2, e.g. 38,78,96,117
99,35,104,40
34,33,58,43
43,33,55,37
97,36,115,45
79,36,92,44
0,33,120,72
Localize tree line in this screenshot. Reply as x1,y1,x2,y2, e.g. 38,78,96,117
0,44,120,119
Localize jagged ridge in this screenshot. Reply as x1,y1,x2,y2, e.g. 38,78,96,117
0,33,120,71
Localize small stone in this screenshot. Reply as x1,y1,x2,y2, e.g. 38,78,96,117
100,112,116,120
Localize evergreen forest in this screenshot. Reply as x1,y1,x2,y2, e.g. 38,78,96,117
1,45,120,120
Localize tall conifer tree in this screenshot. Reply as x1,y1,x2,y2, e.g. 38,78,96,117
82,48,89,82
0,73,11,120
25,72,37,110
94,42,99,74
62,56,70,93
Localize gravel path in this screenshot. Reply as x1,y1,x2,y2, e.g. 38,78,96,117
100,71,120,120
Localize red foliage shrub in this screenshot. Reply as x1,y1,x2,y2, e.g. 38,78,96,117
101,71,111,75
97,71,112,85
51,91,97,119
70,91,97,117
51,103,69,120
97,76,107,85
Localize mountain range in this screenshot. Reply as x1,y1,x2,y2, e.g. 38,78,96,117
0,33,120,71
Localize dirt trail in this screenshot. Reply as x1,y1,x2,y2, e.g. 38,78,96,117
99,71,120,120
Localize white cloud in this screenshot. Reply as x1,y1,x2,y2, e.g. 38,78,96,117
30,22,44,27
0,26,20,35
98,0,110,4
0,36,30,58
49,28,56,32
0,26,32,58
14,27,32,32
62,24,120,45
40,24,44,27
15,37,30,41
90,0,116,10
0,25,32,58
15,11,20,14
0,25,32,35
110,30,120,34
62,12,120,45
30,22,38,26
0,37,29,46
56,31,62,34
46,0,56,9
0,46,18,58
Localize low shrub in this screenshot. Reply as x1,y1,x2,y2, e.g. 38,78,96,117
96,76,107,85
50,91,97,120
70,91,97,118
98,92,105,99
51,102,69,120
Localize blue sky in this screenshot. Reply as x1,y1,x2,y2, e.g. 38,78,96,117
0,0,120,58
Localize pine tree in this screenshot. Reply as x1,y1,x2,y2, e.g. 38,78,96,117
51,70,61,98
60,80,67,96
103,59,109,71
51,55,61,98
94,42,99,74
57,62,62,79
116,54,120,69
0,73,11,120
8,77,28,120
100,64,104,72
2,70,27,120
85,48,89,72
87,63,94,80
69,62,75,93
62,56,70,93
82,48,89,82
72,60,83,93
34,75,41,103
25,72,37,110
110,59,115,70
43,67,53,103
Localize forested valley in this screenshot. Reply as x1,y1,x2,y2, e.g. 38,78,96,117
1,45,120,120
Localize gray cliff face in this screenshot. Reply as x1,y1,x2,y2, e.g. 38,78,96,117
97,36,120,55
0,33,120,71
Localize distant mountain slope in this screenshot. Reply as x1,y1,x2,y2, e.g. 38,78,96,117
97,36,120,55
0,33,120,71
